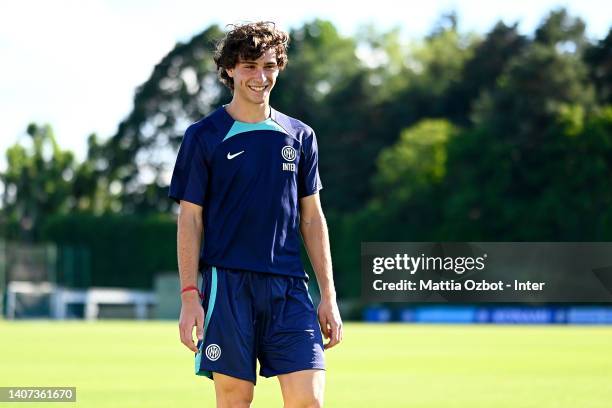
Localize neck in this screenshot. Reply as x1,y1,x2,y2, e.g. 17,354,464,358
225,99,270,123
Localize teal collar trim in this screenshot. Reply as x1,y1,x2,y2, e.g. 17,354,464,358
223,118,287,141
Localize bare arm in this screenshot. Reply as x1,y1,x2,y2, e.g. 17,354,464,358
177,200,205,353
300,193,343,349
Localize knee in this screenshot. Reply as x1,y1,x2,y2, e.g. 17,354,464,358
228,400,253,408
218,393,253,408
214,379,253,408
310,396,324,408
286,394,324,408
305,398,323,408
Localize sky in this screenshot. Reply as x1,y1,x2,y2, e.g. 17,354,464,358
0,0,610,173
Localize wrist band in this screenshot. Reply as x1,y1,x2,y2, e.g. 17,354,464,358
181,285,203,300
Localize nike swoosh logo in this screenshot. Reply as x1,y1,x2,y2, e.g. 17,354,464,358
227,151,244,160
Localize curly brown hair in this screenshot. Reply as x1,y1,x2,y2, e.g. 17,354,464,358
213,22,290,91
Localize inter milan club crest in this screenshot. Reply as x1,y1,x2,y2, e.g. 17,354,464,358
205,344,221,361
281,146,297,162
281,146,297,172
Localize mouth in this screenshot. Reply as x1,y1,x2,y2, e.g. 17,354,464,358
247,84,268,93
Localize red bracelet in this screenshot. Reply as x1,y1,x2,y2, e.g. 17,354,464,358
181,285,203,300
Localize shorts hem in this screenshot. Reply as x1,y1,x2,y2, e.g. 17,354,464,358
260,365,326,378
200,367,257,385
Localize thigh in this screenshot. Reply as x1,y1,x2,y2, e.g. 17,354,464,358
214,372,254,408
278,369,325,408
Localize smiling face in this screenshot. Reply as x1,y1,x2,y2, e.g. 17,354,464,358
226,48,280,106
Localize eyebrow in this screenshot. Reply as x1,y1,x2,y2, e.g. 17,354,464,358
240,61,278,66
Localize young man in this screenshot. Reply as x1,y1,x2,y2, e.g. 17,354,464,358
168,22,342,408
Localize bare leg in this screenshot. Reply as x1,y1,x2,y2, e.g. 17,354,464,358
278,369,325,408
213,372,255,408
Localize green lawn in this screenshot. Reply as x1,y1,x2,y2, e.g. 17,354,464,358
0,320,611,407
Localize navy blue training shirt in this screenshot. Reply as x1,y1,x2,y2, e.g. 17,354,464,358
168,106,322,278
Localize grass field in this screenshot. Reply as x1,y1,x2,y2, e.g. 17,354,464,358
1,321,611,407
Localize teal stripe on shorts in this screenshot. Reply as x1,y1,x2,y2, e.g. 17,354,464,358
195,266,218,377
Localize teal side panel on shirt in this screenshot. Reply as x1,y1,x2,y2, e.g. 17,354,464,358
223,119,288,141
195,266,218,378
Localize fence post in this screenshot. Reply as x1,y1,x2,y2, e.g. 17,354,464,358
47,243,57,286
0,240,5,317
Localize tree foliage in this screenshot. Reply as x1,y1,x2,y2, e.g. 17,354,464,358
2,10,612,297
1,124,75,241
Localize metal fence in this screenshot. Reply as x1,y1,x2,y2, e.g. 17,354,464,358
1,240,91,318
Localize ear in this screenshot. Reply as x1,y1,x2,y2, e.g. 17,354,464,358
226,68,234,78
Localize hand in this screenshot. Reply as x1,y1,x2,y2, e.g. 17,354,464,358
317,296,343,350
178,293,205,353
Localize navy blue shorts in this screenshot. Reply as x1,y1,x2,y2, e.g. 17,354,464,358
195,266,325,384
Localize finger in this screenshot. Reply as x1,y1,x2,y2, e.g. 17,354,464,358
323,323,333,349
195,313,204,341
325,321,340,349
180,322,198,352
181,326,193,351
326,321,332,340
179,323,188,346
187,327,198,353
324,336,332,349
179,324,189,349
318,315,329,339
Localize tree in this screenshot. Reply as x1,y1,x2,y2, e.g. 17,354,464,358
472,40,595,142
534,8,587,52
438,9,599,240
0,124,76,241
273,19,362,123
444,21,527,125
97,25,228,214
584,28,612,104
367,119,457,240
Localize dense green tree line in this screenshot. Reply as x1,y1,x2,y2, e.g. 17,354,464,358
2,9,612,297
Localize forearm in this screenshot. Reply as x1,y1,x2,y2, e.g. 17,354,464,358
300,212,336,299
177,210,203,296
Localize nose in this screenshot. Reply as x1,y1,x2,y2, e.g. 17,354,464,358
255,68,266,83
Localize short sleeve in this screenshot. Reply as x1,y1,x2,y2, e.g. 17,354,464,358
298,129,323,198
168,125,208,206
